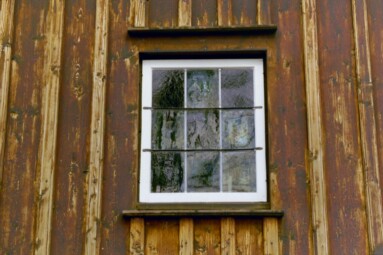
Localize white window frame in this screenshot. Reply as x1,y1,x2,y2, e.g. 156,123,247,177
140,59,267,203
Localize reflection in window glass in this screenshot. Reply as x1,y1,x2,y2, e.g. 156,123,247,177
187,110,219,149
221,68,254,107
187,70,219,108
222,110,255,149
153,70,184,108
187,152,220,192
152,110,184,150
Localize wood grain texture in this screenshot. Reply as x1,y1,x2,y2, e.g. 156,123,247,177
317,0,369,253
179,218,193,255
194,218,220,255
0,0,15,186
221,217,235,255
130,218,145,255
178,0,191,27
231,0,256,26
148,0,177,28
301,0,329,254
133,0,146,27
84,0,109,254
351,0,383,251
50,1,95,254
236,219,263,255
192,0,217,27
34,0,65,254
145,219,179,254
263,218,279,255
217,0,232,26
257,0,271,25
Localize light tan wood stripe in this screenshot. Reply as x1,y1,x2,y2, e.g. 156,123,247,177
83,0,109,254
178,0,191,27
351,0,383,251
34,0,65,254
301,0,329,254
263,218,279,255
221,217,235,254
0,0,15,185
130,218,145,255
257,0,271,25
217,0,232,26
133,0,146,27
179,218,193,255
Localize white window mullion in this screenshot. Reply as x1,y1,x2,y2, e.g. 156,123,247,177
184,69,188,193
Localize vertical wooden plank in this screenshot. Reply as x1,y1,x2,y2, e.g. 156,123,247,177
179,218,193,255
50,0,96,254
133,0,146,27
257,0,271,25
192,0,217,27
130,218,145,255
178,0,191,27
145,219,179,254
301,0,329,254
149,0,178,28
236,219,263,255
231,0,256,26
221,217,235,255
34,0,65,254
263,218,279,255
194,219,221,255
316,0,369,253
217,0,232,26
0,0,15,185
351,0,383,252
84,0,109,254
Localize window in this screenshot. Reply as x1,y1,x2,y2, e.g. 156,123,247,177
140,59,266,203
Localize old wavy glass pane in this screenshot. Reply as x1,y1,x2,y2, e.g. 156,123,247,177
152,69,184,108
187,69,219,108
151,110,184,149
221,68,254,107
151,152,184,193
222,151,256,192
187,110,219,149
187,152,220,192
222,110,255,149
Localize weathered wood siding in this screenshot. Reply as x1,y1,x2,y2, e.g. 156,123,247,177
0,0,382,254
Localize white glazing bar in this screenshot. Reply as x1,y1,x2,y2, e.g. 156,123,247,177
218,68,223,192
184,69,188,193
253,67,258,191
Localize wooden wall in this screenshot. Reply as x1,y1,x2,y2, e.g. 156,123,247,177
0,0,383,254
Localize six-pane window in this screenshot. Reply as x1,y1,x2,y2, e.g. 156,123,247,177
140,59,266,203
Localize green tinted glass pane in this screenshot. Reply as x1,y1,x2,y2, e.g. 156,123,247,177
187,110,219,149
187,152,220,192
187,69,219,108
221,68,254,107
151,152,184,193
152,110,184,150
222,151,256,192
222,110,255,149
152,69,184,108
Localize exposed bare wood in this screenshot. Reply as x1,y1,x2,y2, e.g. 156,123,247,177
236,219,263,255
83,0,109,254
33,1,65,254
130,218,145,255
301,0,329,254
178,0,191,27
257,0,271,25
263,218,279,255
179,218,193,255
134,0,146,27
221,217,235,255
217,0,232,26
351,0,383,251
0,0,15,186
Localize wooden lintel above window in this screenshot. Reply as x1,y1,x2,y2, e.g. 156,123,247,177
122,209,284,218
127,25,277,37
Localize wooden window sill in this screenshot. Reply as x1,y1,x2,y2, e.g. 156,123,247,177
127,25,277,37
122,209,283,218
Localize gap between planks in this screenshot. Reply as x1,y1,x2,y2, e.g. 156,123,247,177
83,0,109,254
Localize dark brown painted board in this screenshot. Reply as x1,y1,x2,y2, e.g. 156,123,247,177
100,1,134,254
192,0,217,27
0,0,47,254
316,0,369,253
231,0,257,26
148,0,178,28
267,0,313,254
49,0,95,254
368,0,383,234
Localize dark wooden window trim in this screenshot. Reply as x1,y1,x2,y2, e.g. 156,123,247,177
127,25,277,37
